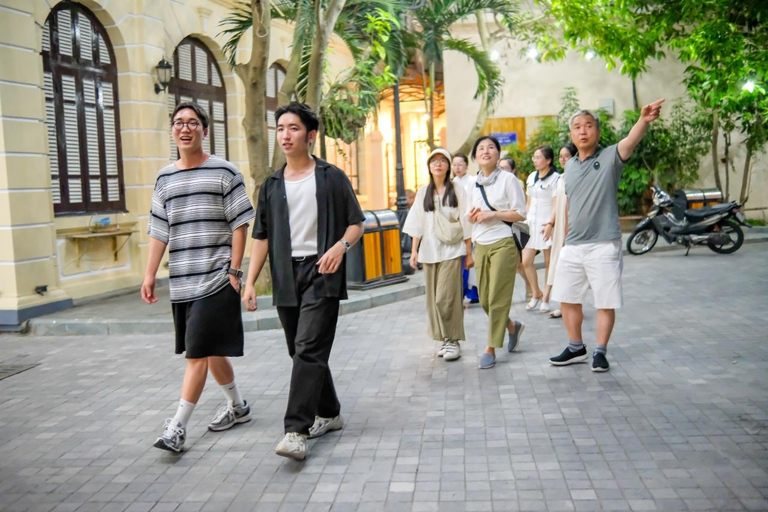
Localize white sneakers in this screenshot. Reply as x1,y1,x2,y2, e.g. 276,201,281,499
308,414,343,439
442,341,461,361
275,432,307,460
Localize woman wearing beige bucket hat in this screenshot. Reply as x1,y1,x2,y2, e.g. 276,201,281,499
403,148,473,361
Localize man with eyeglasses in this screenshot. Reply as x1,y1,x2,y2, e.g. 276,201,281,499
143,101,255,453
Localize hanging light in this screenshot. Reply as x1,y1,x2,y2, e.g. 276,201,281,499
585,50,597,61
526,46,539,60
154,57,173,94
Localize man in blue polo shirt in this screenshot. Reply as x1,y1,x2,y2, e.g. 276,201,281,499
549,99,664,372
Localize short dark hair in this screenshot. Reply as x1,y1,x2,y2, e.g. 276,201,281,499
453,152,469,165
500,157,516,170
171,101,209,130
275,102,319,133
471,136,501,161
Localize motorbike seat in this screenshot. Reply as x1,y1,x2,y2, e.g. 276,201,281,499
685,203,733,219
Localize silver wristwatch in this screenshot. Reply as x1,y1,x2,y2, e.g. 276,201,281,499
340,239,351,252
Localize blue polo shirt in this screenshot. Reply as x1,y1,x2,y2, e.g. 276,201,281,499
564,144,628,245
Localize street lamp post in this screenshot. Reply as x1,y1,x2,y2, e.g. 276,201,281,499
392,80,414,274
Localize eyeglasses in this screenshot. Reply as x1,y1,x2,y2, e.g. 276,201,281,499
429,159,449,166
172,120,201,130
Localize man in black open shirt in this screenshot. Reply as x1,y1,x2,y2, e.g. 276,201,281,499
243,102,364,461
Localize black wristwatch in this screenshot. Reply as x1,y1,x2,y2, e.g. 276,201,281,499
226,268,243,278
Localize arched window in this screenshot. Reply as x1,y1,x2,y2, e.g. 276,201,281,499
265,63,286,164
168,38,227,160
41,3,125,215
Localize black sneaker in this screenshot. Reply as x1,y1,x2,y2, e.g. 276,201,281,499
549,346,588,366
592,352,610,372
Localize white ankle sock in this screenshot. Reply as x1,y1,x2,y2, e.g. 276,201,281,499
171,399,196,427
220,380,244,407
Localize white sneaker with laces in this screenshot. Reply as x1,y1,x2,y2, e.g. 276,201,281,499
153,419,186,453
208,401,251,432
275,432,308,460
443,341,461,361
308,414,343,439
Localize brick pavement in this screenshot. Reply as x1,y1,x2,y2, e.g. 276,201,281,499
0,244,767,512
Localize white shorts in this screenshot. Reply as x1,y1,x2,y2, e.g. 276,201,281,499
551,239,623,309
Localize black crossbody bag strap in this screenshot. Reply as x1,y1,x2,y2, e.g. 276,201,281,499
475,182,522,252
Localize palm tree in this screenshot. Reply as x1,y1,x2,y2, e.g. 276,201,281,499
409,0,518,151
221,0,410,171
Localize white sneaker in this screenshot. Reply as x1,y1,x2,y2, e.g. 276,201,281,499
436,341,450,357
308,414,343,439
153,419,185,453
443,341,461,361
275,432,308,461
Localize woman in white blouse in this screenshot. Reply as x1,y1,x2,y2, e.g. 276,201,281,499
522,145,561,313
403,148,473,361
467,136,527,369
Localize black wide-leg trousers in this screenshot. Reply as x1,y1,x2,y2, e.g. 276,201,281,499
276,256,341,435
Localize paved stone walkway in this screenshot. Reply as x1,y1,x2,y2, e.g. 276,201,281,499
1,244,767,512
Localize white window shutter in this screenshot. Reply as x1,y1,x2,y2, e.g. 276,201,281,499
195,46,209,84
57,10,73,56
178,44,192,81
78,13,93,61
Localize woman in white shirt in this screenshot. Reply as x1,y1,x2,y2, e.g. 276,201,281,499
522,145,561,313
403,148,473,361
542,144,576,319
452,153,479,304
467,136,527,369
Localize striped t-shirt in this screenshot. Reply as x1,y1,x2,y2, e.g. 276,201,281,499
148,156,255,303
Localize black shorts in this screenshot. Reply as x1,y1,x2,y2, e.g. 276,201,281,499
171,284,245,359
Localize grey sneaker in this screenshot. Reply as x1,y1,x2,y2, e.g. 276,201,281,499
308,414,343,439
436,341,449,357
507,321,525,353
275,432,308,460
443,341,461,361
478,352,496,369
153,419,185,453
208,401,251,432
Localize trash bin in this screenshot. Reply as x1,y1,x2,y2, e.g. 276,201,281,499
346,210,408,290
673,188,723,218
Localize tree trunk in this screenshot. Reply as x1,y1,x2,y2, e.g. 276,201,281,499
723,132,730,202
270,3,308,170
740,112,760,204
234,0,271,293
428,61,435,150
453,11,492,157
711,109,722,193
236,0,270,204
740,145,752,204
305,0,347,111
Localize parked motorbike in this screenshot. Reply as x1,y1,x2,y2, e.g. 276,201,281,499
627,185,751,256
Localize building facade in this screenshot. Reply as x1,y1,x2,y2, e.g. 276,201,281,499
0,0,368,329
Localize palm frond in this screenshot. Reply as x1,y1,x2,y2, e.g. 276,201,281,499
218,1,254,69
444,37,503,106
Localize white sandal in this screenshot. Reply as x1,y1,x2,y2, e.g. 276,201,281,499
525,296,542,311
549,309,562,319
539,302,550,313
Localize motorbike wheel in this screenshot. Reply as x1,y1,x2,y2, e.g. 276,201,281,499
707,219,744,254
627,227,658,255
